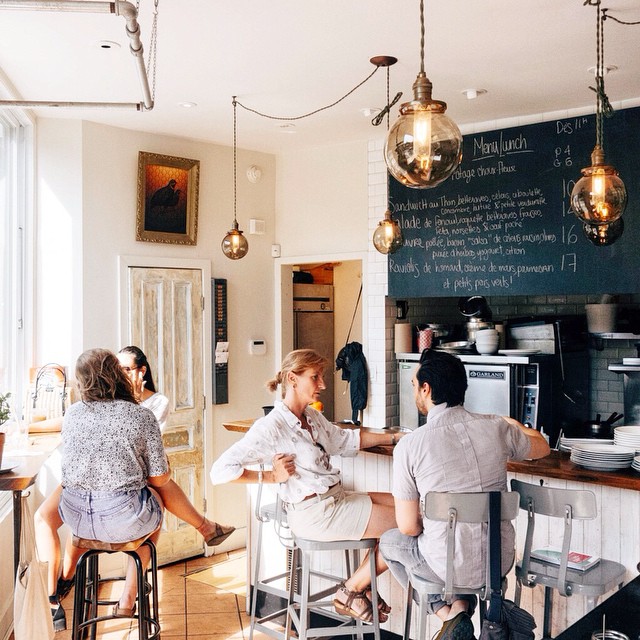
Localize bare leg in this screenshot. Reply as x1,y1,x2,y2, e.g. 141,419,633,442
156,478,234,544
342,494,396,592
34,484,63,596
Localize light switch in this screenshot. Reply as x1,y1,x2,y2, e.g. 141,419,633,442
249,339,267,356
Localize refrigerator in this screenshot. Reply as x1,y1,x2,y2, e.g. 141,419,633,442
293,284,335,421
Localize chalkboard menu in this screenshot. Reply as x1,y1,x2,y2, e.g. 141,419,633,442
388,106,640,298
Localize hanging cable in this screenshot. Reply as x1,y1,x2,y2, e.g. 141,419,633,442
234,60,393,122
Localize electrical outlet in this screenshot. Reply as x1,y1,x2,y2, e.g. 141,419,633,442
271,244,281,258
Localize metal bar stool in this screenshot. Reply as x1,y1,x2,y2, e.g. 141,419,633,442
71,535,160,640
403,491,521,640
511,479,627,640
284,536,381,640
249,479,295,640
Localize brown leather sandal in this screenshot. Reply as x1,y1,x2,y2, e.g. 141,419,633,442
365,589,391,617
333,583,375,623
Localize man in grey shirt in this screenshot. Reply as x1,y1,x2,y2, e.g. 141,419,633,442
380,349,550,640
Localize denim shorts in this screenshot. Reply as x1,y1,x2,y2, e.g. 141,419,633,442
59,486,162,543
379,528,477,616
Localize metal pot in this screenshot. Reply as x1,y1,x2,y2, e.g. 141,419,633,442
458,296,492,319
466,319,494,344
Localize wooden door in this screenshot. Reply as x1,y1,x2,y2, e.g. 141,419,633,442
128,266,205,564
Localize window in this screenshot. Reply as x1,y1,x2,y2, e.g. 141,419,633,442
0,107,33,414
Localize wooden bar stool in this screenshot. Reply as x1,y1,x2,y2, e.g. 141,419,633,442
71,535,160,640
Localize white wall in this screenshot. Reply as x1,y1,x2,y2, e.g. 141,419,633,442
35,118,278,537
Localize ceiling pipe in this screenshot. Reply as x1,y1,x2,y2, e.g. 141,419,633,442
0,0,153,110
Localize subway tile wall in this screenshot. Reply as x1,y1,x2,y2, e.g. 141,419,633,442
396,294,640,425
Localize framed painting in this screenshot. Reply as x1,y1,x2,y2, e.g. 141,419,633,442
136,151,200,245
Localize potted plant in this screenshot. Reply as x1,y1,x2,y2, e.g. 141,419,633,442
0,392,11,429
0,392,10,466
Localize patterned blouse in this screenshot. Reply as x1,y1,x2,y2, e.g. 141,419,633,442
61,399,169,492
209,400,360,504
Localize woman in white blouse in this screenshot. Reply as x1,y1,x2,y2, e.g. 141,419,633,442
210,348,405,623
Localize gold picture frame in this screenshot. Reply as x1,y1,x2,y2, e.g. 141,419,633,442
136,151,200,245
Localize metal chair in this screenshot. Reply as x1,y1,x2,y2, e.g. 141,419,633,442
249,476,294,640
71,536,159,640
403,491,521,640
510,479,627,639
284,535,381,640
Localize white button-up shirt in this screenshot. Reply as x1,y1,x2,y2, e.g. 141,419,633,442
210,400,360,504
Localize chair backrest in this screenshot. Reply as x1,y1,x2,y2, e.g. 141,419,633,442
422,491,520,601
510,479,597,595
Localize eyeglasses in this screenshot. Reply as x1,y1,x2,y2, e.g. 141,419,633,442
121,366,140,373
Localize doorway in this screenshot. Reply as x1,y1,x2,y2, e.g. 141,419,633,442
279,259,363,423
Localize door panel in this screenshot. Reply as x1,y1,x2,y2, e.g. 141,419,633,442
129,267,205,564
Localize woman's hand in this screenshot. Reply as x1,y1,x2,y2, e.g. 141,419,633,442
271,453,296,483
130,369,146,403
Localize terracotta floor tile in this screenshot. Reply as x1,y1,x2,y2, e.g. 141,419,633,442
187,590,239,613
186,610,243,635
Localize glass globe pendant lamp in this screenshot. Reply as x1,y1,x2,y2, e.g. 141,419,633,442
221,218,249,259
384,0,462,188
570,0,626,233
222,97,249,260
571,145,627,226
373,210,403,254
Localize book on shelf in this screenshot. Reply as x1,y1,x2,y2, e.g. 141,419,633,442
531,546,600,571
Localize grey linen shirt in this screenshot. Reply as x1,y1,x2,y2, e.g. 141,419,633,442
392,403,531,587
61,399,169,493
209,400,360,504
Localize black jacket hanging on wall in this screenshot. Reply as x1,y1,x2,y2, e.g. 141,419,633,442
335,341,368,424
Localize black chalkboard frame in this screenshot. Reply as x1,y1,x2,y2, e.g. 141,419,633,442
387,106,640,298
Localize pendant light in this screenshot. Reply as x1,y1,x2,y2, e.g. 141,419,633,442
570,1,627,232
221,97,249,260
384,0,462,189
373,56,403,254
373,210,403,254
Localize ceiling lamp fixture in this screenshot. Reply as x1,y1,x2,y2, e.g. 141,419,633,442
373,57,403,254
570,1,627,238
384,0,462,189
221,97,249,260
373,210,403,254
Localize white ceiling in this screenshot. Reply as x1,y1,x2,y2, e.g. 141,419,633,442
1,0,639,154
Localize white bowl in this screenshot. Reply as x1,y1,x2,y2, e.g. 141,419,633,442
476,345,499,355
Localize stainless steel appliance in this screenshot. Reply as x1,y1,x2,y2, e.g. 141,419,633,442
397,352,552,433
293,284,335,420
397,315,590,443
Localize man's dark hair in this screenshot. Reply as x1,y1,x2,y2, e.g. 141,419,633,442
417,349,468,406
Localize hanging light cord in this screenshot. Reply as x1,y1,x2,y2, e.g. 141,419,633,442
232,96,238,224
419,0,425,74
235,66,381,121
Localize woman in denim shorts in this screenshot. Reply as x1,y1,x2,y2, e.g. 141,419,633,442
59,348,171,619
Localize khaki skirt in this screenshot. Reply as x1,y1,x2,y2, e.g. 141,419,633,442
284,483,372,541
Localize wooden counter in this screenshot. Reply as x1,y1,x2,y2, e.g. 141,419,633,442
223,420,640,492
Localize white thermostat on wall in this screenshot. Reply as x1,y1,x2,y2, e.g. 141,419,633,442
249,339,267,356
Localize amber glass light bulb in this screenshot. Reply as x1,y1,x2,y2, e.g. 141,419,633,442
571,146,627,225
221,220,249,260
583,217,624,246
373,211,403,254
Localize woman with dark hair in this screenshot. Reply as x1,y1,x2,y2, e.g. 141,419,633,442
58,348,170,619
117,345,235,545
210,348,406,623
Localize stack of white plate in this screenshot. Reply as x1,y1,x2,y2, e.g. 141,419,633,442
559,437,614,453
570,443,635,471
613,426,640,453
632,455,640,473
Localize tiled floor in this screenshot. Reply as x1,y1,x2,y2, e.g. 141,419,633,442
28,548,278,640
